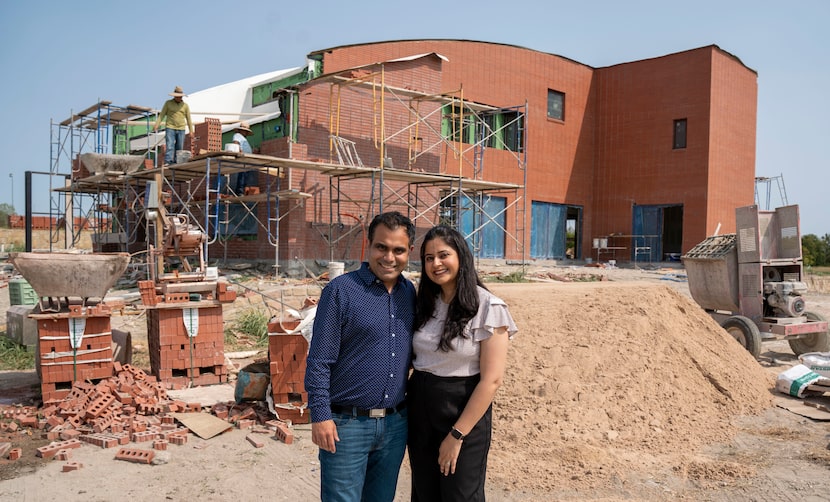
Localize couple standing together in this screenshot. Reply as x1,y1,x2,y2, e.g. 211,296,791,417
305,211,518,502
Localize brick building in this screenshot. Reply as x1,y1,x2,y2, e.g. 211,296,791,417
195,39,756,266
60,39,753,270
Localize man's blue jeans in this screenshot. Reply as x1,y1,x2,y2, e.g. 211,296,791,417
164,128,186,164
318,408,407,502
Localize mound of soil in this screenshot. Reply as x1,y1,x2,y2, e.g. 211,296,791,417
487,282,774,493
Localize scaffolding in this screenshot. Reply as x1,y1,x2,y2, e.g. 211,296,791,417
318,63,528,262
44,101,156,252
45,57,528,274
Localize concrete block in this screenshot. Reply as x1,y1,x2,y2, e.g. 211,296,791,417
6,305,37,349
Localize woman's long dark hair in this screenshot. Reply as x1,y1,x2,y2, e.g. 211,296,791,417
415,225,488,351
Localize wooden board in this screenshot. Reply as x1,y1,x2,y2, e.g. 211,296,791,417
774,395,830,421
170,412,233,440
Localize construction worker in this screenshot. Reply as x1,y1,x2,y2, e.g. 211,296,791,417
232,121,255,194
153,86,195,166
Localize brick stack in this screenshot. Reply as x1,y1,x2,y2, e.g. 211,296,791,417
216,281,237,303
192,118,223,154
146,306,227,389
138,280,236,307
137,280,159,307
268,330,309,424
36,305,114,401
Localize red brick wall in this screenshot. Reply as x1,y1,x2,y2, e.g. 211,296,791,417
592,46,756,253
706,49,758,238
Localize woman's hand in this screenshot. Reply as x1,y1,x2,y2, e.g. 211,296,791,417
438,433,463,476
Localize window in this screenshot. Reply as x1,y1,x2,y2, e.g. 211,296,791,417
442,104,474,143
482,111,524,152
547,90,565,121
442,106,525,152
673,119,687,149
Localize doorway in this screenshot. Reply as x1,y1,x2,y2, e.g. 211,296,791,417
631,204,683,261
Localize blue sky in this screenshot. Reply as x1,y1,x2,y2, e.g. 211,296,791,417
1,0,827,236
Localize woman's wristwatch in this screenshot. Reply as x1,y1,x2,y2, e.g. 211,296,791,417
450,427,466,441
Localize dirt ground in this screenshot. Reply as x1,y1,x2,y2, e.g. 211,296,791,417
2,263,830,501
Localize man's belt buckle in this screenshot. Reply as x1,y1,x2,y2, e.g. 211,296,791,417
369,408,386,418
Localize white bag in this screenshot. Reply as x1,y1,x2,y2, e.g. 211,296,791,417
798,352,830,378
776,364,822,398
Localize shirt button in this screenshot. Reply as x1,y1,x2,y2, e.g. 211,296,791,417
385,394,389,399
391,314,395,318
390,373,394,378
391,352,395,357
392,333,396,337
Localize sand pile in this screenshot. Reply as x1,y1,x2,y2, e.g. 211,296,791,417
486,282,774,493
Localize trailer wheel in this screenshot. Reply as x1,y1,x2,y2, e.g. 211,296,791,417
788,311,830,356
721,315,762,359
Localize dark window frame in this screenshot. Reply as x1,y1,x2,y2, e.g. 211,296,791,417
547,89,565,121
673,119,687,149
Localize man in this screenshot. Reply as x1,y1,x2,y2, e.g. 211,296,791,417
232,121,255,194
153,86,195,165
305,211,416,502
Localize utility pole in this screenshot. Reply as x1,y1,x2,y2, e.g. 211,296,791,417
8,173,13,210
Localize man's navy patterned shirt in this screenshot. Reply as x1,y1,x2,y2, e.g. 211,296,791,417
305,262,415,423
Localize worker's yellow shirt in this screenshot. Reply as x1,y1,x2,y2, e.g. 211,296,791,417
155,99,193,132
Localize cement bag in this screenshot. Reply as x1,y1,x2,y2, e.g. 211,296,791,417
776,364,822,398
798,352,830,378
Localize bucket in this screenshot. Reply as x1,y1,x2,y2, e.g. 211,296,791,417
9,278,37,306
175,150,192,164
224,143,241,153
328,262,345,280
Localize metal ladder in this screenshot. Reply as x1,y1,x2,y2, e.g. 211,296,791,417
331,135,364,167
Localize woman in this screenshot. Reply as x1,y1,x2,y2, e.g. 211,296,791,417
408,225,518,501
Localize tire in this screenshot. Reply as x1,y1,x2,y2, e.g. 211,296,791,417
788,311,830,356
721,315,762,359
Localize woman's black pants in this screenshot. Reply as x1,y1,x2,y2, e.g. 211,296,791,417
407,370,492,502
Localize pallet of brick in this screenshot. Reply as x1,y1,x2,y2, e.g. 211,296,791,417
193,118,222,153
146,305,227,389
34,312,114,401
268,332,309,424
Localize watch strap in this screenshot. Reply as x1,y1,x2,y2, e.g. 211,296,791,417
450,427,466,440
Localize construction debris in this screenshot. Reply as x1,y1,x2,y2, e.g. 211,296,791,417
0,361,299,465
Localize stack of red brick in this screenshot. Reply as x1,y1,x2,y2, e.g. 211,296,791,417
36,305,115,402
268,329,309,425
146,306,227,389
138,280,159,306
137,280,237,307
192,118,223,154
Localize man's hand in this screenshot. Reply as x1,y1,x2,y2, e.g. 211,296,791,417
311,420,339,453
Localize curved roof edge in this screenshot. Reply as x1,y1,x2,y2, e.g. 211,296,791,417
308,39,755,75
597,44,757,75
307,38,592,70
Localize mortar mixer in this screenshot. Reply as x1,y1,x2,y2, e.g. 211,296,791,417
682,204,828,358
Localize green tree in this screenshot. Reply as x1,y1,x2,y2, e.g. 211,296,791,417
0,202,14,228
802,233,830,266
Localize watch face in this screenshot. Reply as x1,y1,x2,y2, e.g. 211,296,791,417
451,428,464,440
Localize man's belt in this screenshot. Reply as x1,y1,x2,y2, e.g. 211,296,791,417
330,402,406,418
